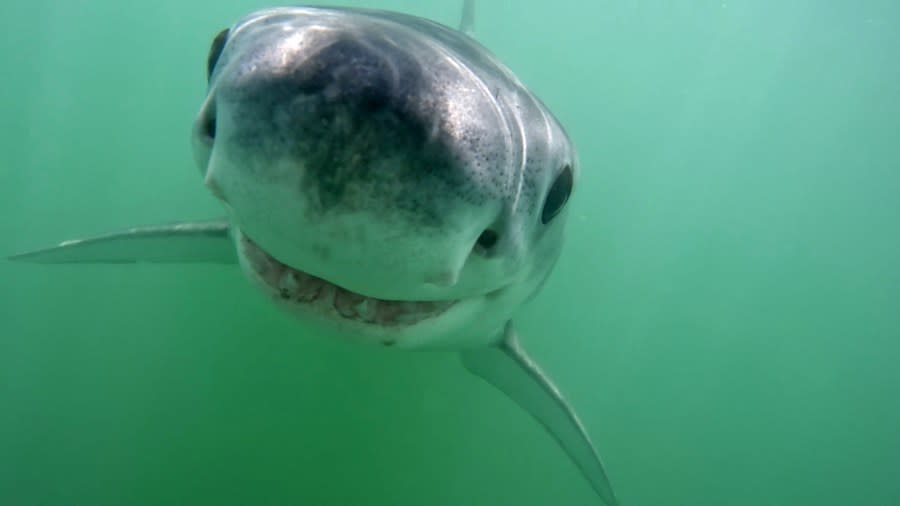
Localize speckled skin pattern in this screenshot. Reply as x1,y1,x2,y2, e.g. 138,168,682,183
192,6,577,349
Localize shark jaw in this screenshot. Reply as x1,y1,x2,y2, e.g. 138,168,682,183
237,231,459,330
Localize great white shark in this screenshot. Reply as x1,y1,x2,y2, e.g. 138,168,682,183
9,2,619,503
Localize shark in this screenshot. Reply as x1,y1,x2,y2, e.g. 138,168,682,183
9,2,619,503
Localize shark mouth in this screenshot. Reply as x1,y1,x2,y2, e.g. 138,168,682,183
240,234,457,326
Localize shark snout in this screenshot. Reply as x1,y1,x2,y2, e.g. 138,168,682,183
200,15,526,302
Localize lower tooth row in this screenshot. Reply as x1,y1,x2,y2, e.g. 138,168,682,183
273,268,451,325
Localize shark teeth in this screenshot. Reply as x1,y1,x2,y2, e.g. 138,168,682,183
242,235,456,326
354,299,377,322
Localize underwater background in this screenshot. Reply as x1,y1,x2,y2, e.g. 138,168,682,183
2,1,898,505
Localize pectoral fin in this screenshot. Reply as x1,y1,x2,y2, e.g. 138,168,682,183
7,219,236,264
461,321,618,505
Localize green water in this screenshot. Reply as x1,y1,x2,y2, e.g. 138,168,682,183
2,1,898,505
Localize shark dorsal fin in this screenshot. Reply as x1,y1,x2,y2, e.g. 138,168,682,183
459,0,475,36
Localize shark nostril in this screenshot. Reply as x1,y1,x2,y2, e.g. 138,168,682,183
426,270,458,287
476,229,499,251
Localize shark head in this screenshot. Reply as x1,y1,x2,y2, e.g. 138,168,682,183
192,7,576,349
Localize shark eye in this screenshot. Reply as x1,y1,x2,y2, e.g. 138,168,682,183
202,113,216,141
541,165,573,224
207,28,229,81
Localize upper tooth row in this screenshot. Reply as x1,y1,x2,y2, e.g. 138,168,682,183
276,271,453,321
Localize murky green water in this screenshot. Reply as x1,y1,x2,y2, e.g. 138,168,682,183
2,1,898,505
